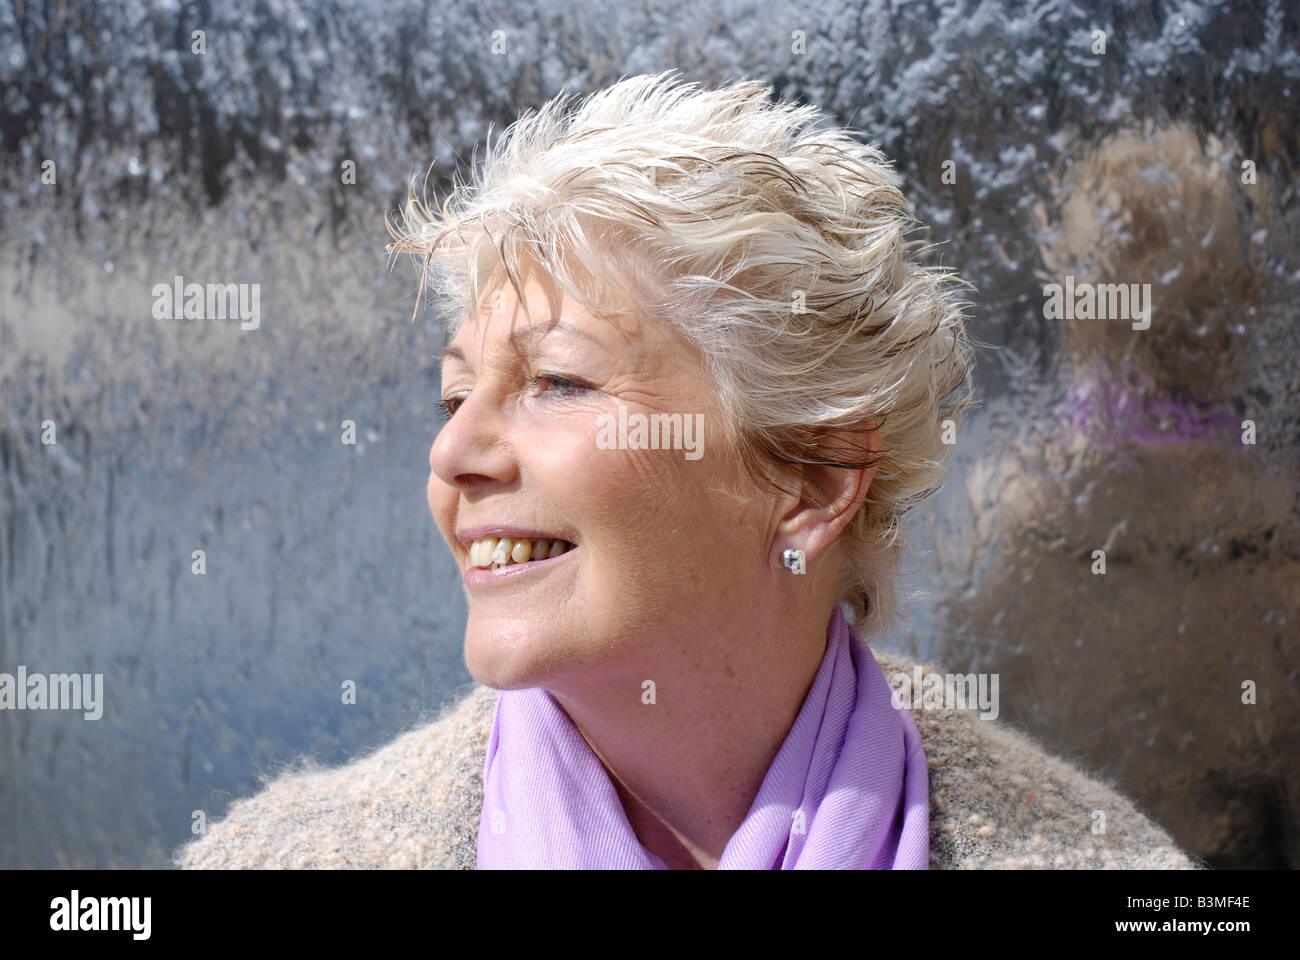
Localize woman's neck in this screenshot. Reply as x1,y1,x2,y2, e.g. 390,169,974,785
610,774,718,869
547,585,835,869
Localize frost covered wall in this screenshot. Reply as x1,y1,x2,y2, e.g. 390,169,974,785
1,0,1298,867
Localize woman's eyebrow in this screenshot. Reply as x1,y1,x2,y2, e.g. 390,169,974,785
440,319,608,367
508,319,608,352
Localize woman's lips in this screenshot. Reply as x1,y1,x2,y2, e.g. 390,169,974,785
463,544,578,587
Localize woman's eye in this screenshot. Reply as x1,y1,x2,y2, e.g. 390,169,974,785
438,375,591,419
531,373,592,397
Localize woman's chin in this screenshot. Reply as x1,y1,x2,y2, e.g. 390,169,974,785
464,622,558,691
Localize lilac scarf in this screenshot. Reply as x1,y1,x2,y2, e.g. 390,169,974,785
1055,366,1240,451
477,604,930,869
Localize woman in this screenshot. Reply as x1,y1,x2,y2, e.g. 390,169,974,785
175,71,1198,869
945,123,1298,866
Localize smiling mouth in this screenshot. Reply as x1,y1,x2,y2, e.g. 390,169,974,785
467,536,576,570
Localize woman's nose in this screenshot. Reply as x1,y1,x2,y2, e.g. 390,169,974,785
429,388,516,491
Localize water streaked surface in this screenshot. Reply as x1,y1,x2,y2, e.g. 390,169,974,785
2,0,1297,867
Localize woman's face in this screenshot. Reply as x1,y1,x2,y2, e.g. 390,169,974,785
430,265,782,692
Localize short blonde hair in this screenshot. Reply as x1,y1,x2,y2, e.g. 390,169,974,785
388,70,975,638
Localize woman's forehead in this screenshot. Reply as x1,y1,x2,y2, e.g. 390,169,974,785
455,272,648,350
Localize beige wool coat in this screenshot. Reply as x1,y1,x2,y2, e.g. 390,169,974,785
174,652,1203,869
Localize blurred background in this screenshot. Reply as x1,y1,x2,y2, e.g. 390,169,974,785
1,0,1296,868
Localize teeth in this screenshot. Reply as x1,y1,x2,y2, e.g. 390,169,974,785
468,535,574,569
471,537,497,567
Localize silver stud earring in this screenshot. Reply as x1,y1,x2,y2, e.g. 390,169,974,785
782,548,806,574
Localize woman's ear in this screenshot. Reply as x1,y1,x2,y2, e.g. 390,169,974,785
772,418,881,567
